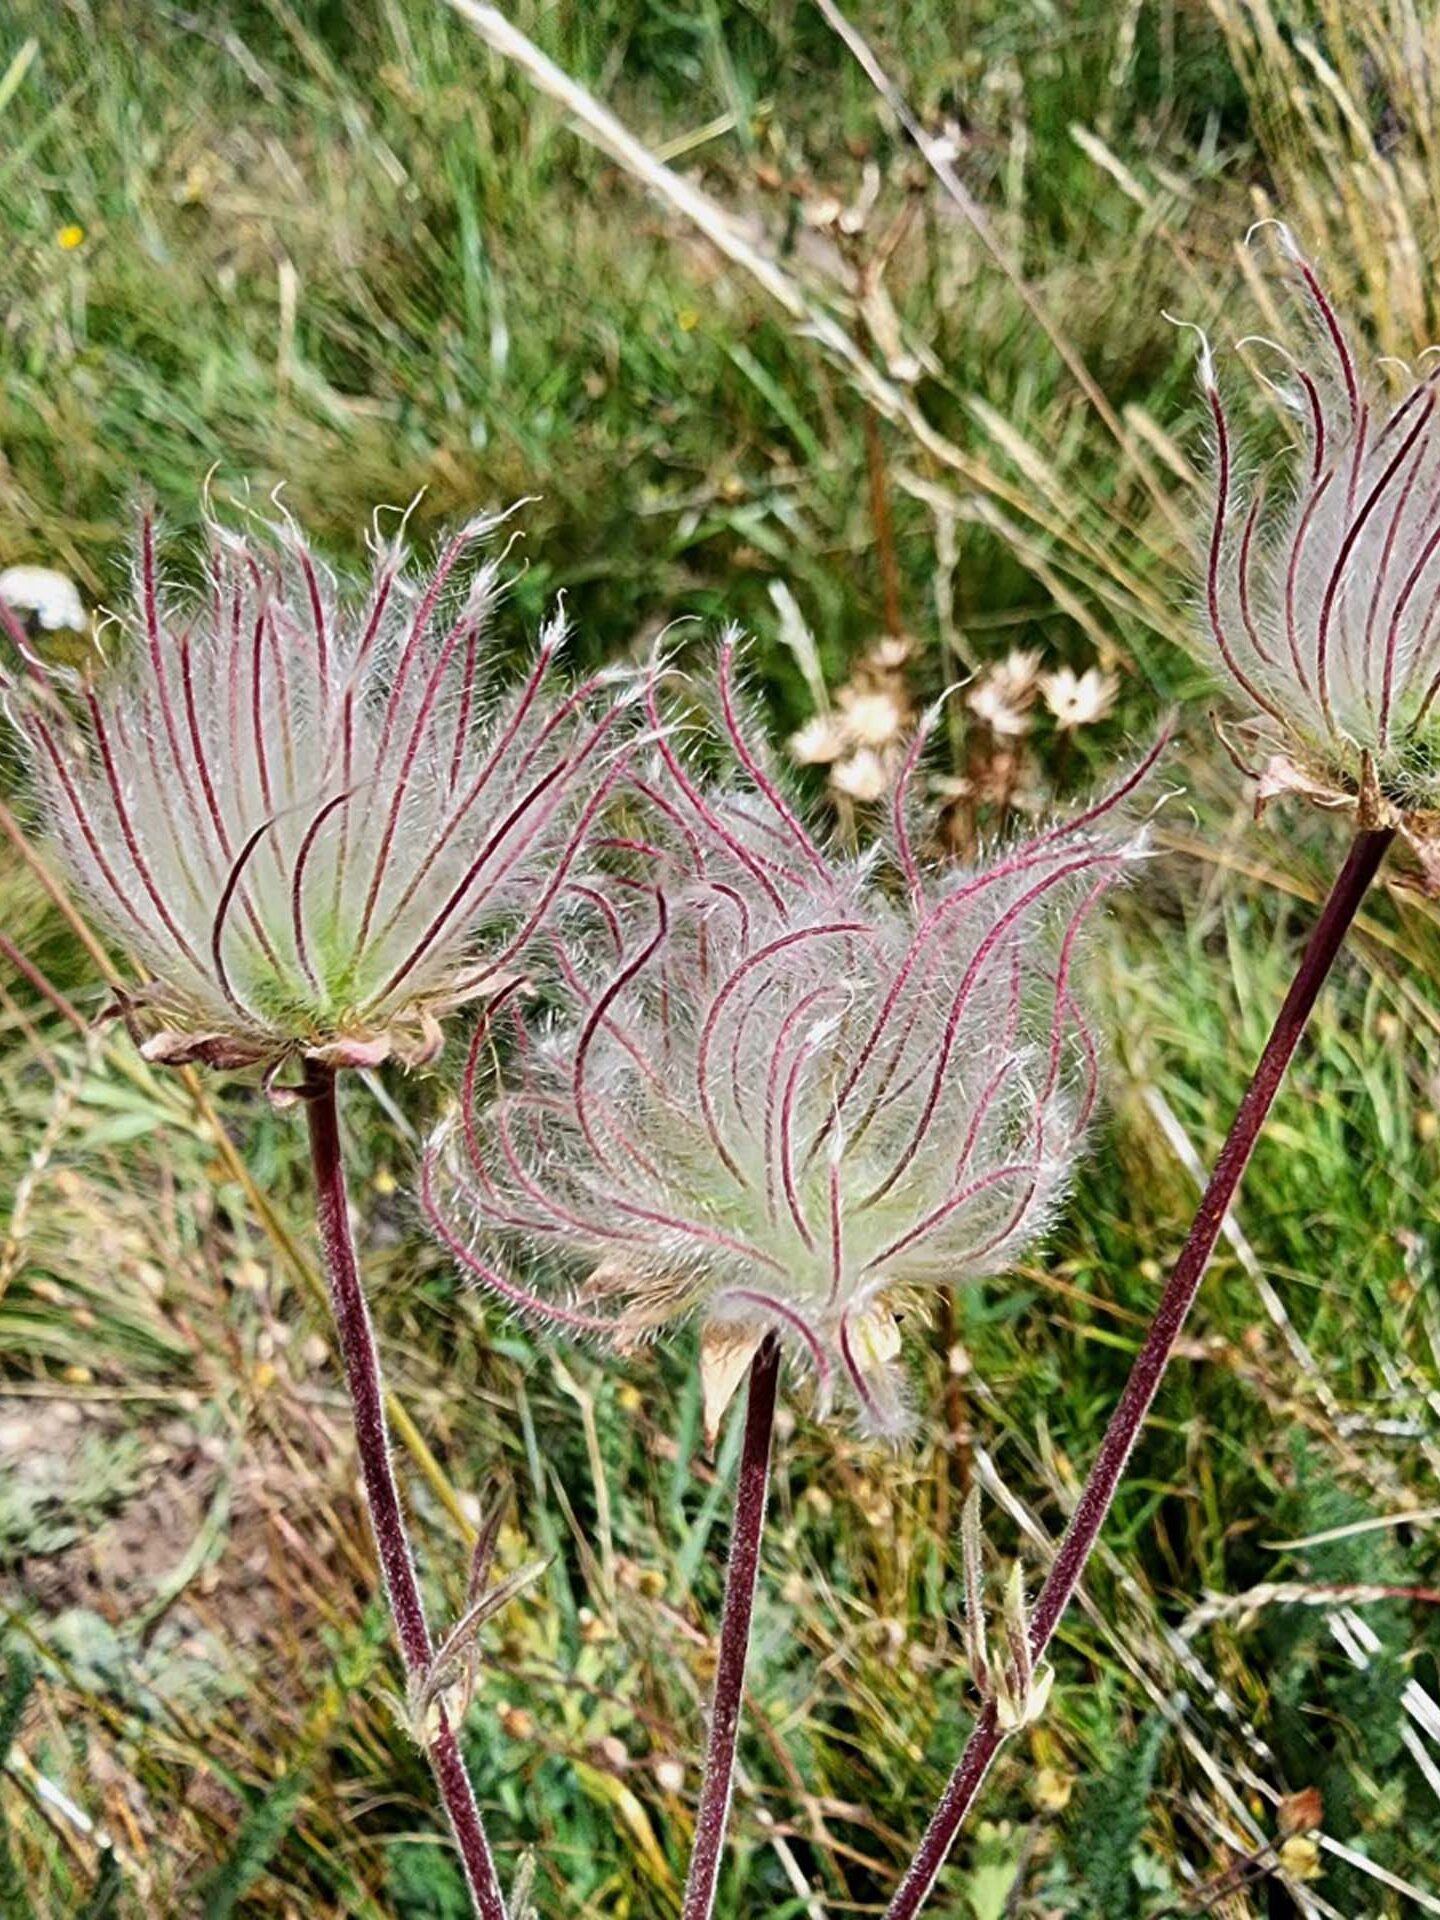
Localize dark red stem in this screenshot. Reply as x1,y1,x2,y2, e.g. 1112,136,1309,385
886,826,1393,1920
681,1333,782,1920
304,1069,508,1920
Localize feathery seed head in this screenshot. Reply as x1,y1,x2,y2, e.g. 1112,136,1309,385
2,505,626,1080
425,639,1160,1438
1189,226,1440,886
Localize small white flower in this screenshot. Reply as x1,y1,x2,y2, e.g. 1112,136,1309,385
1040,666,1119,731
870,635,914,672
966,682,1031,738
991,648,1043,701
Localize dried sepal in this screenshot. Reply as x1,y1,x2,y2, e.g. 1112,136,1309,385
507,1852,540,1920
957,1488,1052,1729
407,1553,550,1746
700,1321,765,1447
960,1484,989,1697
993,1655,1054,1734
139,1028,270,1070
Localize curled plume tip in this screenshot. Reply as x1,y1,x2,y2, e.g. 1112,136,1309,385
1163,310,1216,390
1244,216,1305,263
1189,232,1440,887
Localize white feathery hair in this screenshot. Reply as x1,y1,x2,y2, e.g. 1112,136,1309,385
425,637,1161,1436
1190,226,1440,878
2,501,628,1076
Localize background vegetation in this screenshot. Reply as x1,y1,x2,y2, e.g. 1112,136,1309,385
2,1,1439,1914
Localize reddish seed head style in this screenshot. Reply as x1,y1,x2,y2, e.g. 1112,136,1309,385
1193,224,1440,887
425,638,1159,1436
2,505,624,1079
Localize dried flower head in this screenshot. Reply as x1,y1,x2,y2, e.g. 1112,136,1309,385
966,648,1042,739
786,632,915,805
2,507,624,1080
1190,225,1440,887
425,638,1160,1437
788,714,849,766
836,684,906,748
829,745,891,802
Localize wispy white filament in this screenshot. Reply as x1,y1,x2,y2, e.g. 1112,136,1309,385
427,640,1159,1433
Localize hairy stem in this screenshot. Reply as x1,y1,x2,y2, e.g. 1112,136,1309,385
304,1068,508,1920
681,1333,782,1920
886,826,1393,1920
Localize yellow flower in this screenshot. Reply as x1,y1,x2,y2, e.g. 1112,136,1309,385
56,224,85,251
1032,1766,1074,1812
1277,1835,1323,1882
